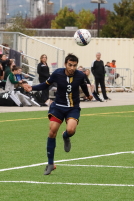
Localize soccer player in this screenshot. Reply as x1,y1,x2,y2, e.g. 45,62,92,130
24,54,91,175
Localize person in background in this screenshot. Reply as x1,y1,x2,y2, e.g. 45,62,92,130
105,62,114,85
0,46,3,54
2,43,9,58
91,52,110,101
83,68,95,94
0,54,13,79
0,62,3,80
37,54,50,105
110,60,120,81
4,59,15,81
15,68,25,81
5,66,22,92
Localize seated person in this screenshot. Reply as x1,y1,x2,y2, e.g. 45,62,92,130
5,66,22,92
105,62,114,85
15,67,25,81
110,60,120,81
0,62,3,81
4,59,15,81
78,66,103,102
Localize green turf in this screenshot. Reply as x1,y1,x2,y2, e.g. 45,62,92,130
0,105,134,201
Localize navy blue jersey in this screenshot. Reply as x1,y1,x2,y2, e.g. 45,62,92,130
32,68,89,108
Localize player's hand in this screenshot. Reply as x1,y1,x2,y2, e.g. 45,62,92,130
23,84,32,92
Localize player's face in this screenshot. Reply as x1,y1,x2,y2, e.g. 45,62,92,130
65,60,78,76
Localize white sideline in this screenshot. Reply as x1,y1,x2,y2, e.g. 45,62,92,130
56,164,134,169
0,181,134,187
0,151,133,172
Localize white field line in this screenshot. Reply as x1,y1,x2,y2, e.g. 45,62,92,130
56,164,134,169
0,181,134,187
0,151,134,172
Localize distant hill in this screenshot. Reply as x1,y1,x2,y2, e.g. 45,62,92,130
8,0,121,17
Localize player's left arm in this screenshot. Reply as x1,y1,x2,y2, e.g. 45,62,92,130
80,77,90,98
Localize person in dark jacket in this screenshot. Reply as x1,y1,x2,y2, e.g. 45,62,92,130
0,54,13,79
37,54,50,104
91,52,110,101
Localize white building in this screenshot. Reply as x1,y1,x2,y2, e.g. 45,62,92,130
0,0,7,28
30,0,54,19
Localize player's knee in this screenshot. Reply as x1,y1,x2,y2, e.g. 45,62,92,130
49,130,57,138
67,128,76,136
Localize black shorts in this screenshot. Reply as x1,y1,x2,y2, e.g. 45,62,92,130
48,102,81,123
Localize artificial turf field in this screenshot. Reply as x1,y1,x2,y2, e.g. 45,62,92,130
0,105,134,201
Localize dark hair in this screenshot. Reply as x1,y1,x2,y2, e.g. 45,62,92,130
22,81,28,84
65,53,79,64
12,66,18,72
0,54,3,59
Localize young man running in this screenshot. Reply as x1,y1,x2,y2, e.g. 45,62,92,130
24,54,91,175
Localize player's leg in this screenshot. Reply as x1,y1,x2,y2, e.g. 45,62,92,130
63,119,78,152
63,108,80,152
44,118,61,175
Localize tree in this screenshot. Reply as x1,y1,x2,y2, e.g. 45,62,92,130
76,9,95,29
6,15,35,36
101,0,134,38
30,14,56,29
92,8,110,29
51,7,77,29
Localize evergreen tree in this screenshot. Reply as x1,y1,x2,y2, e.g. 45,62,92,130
101,0,134,38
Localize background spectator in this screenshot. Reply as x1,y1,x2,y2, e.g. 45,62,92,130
4,59,15,81
77,66,93,101
0,62,3,80
5,66,22,92
2,43,9,58
15,68,25,81
91,52,110,101
110,60,120,80
37,54,50,104
0,54,13,80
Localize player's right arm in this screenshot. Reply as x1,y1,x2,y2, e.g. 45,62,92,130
24,70,57,92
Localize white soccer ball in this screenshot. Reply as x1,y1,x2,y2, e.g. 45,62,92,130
74,29,91,46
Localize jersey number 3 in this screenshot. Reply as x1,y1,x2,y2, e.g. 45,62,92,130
67,85,72,92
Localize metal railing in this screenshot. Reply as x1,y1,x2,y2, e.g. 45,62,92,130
85,67,132,92
0,44,39,84
0,32,65,72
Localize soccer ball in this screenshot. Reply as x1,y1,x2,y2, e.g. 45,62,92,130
74,29,91,46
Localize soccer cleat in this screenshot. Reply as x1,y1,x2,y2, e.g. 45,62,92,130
44,164,56,175
63,136,71,152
